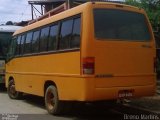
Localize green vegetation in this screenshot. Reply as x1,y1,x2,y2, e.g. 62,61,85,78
125,0,160,36
125,0,160,78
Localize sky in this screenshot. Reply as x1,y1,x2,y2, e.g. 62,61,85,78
0,0,37,25
0,0,123,25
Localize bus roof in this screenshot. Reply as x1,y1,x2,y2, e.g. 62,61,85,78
14,2,143,36
0,25,22,32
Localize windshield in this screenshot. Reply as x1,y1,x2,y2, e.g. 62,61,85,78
0,32,13,59
94,9,151,41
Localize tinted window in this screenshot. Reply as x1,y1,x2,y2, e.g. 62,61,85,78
24,32,33,54
0,32,13,58
20,35,26,54
94,9,151,41
16,36,21,55
32,30,40,53
7,37,16,60
71,17,81,48
39,27,49,52
48,24,58,51
59,19,73,49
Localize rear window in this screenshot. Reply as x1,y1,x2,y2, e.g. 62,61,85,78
94,9,151,41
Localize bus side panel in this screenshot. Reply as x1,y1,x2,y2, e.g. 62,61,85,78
6,51,81,97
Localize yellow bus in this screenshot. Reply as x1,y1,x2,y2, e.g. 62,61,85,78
6,2,156,115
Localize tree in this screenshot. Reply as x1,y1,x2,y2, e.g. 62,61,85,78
125,0,160,77
5,21,13,25
125,0,160,34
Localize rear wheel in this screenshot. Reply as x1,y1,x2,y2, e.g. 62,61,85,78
7,79,23,99
45,85,71,115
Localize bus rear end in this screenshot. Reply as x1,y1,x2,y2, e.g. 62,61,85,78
82,2,156,101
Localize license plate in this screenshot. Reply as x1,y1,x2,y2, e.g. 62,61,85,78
118,89,134,98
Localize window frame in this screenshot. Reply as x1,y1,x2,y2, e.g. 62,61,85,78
70,16,81,49
39,26,50,52
32,29,41,53
13,13,81,58
93,8,151,42
20,34,26,55
24,31,33,54
48,22,59,51
58,14,81,51
58,18,74,50
6,37,17,61
15,35,22,56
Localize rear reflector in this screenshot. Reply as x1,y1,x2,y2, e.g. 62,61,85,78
82,57,95,75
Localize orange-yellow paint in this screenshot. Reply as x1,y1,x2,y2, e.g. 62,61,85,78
6,2,156,101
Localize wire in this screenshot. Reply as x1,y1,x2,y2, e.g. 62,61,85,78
19,5,31,21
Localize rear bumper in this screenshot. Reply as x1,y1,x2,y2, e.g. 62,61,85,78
91,84,156,101
79,75,156,101
58,76,156,101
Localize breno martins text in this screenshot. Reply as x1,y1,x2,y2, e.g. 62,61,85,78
124,114,159,120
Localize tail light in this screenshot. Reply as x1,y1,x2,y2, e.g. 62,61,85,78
82,57,95,75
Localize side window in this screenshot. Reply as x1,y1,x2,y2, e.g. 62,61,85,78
39,27,49,52
20,35,26,55
32,30,40,53
12,38,17,56
16,35,21,55
48,24,58,51
24,32,33,54
71,17,81,48
7,37,17,60
59,19,73,49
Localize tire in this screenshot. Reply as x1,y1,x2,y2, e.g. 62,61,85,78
45,85,63,115
7,79,23,99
